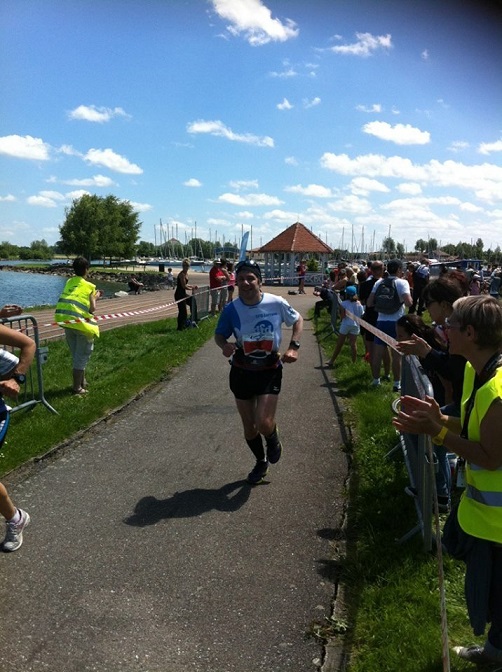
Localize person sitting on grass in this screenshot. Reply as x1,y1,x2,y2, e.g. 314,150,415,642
325,285,364,367
128,274,144,294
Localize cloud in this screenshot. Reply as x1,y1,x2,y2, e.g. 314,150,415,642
421,49,429,61
56,174,116,187
27,194,60,208
269,67,297,78
184,178,202,187
447,141,470,153
187,119,274,147
66,190,90,201
349,177,390,195
303,96,321,108
356,104,382,113
285,183,333,198
363,121,430,145
0,134,50,160
38,190,65,201
263,208,300,222
459,202,484,213
285,156,298,166
218,192,283,206
397,182,422,196
329,32,392,57
84,148,143,174
0,194,16,202
329,195,372,214
210,0,299,46
57,144,82,157
128,201,152,212
277,98,293,110
478,139,502,155
235,210,254,219
320,152,502,203
68,105,130,123
229,179,259,190
27,189,89,207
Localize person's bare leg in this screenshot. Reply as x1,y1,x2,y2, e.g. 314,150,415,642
0,482,16,521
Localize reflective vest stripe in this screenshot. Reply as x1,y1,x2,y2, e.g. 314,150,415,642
57,297,91,312
466,484,502,507
55,307,98,324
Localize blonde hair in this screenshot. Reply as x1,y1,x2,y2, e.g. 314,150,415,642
182,258,190,267
451,295,502,349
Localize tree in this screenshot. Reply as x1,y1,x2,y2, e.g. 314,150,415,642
382,236,396,257
59,194,141,260
18,239,53,260
475,238,484,259
0,241,19,259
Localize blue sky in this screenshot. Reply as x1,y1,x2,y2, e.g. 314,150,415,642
1,0,501,255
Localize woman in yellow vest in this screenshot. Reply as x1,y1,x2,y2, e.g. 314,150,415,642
393,295,502,666
55,257,102,395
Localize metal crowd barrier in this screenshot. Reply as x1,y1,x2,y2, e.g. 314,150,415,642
337,302,439,552
1,315,58,415
192,285,210,322
389,354,435,551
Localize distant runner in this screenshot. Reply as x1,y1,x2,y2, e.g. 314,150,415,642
214,260,303,484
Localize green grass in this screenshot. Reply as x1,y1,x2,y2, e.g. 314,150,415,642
312,310,483,672
3,306,485,670
1,317,215,475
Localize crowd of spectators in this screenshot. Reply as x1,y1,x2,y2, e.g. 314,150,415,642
310,258,502,666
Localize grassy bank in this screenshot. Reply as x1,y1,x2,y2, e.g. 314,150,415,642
314,313,481,672
1,317,215,476
3,306,482,670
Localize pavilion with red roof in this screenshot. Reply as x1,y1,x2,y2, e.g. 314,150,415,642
256,221,333,286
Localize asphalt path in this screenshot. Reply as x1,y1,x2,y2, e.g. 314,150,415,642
0,287,349,672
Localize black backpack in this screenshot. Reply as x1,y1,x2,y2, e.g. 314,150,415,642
374,278,403,314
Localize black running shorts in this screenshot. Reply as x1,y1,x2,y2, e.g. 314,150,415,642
229,366,282,400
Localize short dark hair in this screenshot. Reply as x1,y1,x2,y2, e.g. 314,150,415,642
235,259,262,281
73,256,89,276
423,274,467,307
386,259,402,275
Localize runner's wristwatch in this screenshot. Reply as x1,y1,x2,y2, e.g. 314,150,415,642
289,340,301,350
13,373,26,384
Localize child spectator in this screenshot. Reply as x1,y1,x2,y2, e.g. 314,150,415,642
325,285,364,367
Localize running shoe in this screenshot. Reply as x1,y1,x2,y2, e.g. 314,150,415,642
247,460,269,485
2,509,30,552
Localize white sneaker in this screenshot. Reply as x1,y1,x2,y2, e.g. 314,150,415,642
393,381,401,392
371,378,381,387
2,509,30,552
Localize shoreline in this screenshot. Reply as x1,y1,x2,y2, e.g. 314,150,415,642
0,263,210,292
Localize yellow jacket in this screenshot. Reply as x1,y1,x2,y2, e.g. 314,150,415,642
458,363,502,543
55,276,100,338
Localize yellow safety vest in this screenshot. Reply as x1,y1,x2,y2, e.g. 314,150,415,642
457,362,502,543
55,276,100,338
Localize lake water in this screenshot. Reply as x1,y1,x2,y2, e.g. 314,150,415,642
0,268,125,309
